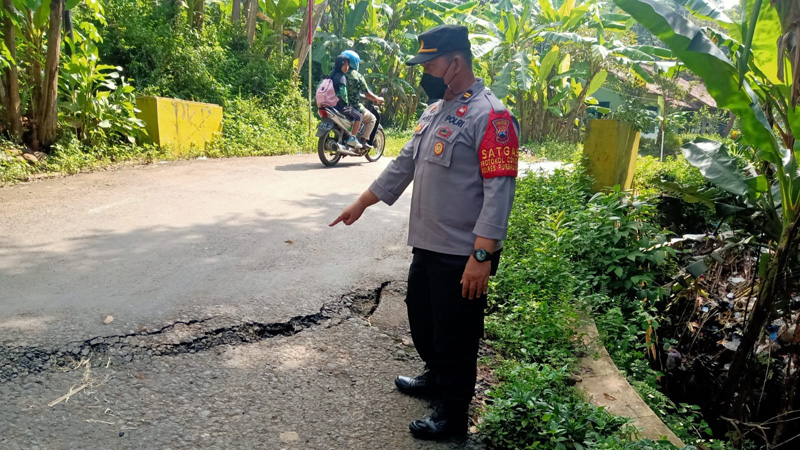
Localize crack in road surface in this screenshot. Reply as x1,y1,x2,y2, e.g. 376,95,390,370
0,282,393,382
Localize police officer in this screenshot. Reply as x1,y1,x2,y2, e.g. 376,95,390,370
329,24,518,440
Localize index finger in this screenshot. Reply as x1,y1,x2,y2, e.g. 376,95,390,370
329,215,345,227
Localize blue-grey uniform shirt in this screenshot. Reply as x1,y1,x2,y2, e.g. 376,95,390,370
369,79,518,256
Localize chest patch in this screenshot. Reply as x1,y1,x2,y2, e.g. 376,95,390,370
433,141,444,156
479,110,519,179
437,127,452,138
456,105,468,117
444,115,466,127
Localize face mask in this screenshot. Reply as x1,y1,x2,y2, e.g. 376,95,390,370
420,73,447,100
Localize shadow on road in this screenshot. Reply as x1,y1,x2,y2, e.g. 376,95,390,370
274,161,368,172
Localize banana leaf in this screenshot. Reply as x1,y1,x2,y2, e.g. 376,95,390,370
492,61,514,99
613,0,785,166
681,138,749,197
672,0,732,24
345,1,369,38
723,0,784,86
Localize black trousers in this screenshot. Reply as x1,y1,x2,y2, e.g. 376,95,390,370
405,248,501,416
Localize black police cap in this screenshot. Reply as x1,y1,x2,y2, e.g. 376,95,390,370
406,24,471,66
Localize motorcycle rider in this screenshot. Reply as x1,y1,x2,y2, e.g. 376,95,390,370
326,54,363,149
340,50,384,148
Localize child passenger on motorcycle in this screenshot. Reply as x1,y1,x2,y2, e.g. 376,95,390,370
327,55,363,149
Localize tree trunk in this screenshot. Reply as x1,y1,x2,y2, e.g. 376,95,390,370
245,0,257,45
774,0,800,107
63,7,73,55
3,0,22,140
721,112,736,138
719,212,800,412
771,359,798,446
292,0,330,83
37,0,63,149
192,0,204,30
232,0,241,23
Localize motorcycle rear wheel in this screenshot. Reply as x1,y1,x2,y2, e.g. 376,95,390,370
365,127,385,162
318,132,342,167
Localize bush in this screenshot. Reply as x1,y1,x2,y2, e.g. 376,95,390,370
525,139,583,162
96,0,294,108
481,362,648,450
638,131,686,159
483,166,668,448
384,128,413,157
204,94,314,157
480,164,716,449
1,136,167,185
633,155,707,196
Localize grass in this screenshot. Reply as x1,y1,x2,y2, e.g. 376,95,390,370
1,132,316,187
383,127,413,158
480,166,681,449
524,139,584,162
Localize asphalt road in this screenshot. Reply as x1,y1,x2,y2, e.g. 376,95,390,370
1,155,491,449
0,155,411,348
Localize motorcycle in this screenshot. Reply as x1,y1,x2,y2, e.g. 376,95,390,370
316,90,386,167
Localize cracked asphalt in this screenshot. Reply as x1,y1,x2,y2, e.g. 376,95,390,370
0,155,484,449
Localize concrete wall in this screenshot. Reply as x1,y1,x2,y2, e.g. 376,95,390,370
137,97,223,155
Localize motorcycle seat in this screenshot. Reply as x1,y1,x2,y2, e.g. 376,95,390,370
324,107,347,119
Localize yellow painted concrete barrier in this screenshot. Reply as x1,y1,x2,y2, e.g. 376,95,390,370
583,119,641,192
136,97,223,155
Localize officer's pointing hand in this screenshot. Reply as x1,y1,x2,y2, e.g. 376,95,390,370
329,202,366,226
461,257,491,300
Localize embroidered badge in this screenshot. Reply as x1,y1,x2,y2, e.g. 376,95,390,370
437,127,452,138
433,141,444,156
461,90,472,100
456,105,468,117
429,104,438,114
414,123,423,133
444,115,466,128
492,118,511,144
479,110,519,179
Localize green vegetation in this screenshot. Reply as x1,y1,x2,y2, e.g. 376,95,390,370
3,0,797,447
383,127,412,158
482,159,750,449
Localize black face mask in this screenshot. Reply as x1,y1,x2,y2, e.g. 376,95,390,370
420,73,448,100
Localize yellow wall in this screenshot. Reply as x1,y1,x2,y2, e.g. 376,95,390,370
583,119,641,192
136,97,223,155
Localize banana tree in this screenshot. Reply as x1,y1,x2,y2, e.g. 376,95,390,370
468,0,662,142
614,0,800,440
259,0,304,53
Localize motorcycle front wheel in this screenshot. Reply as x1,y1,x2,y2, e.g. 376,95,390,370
318,132,342,167
365,127,385,162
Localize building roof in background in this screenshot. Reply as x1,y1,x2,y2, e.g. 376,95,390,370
607,66,717,110
641,66,717,109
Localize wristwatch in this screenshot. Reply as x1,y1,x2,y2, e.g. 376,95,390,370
473,248,493,262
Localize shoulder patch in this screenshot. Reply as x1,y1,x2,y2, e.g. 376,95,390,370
479,110,519,179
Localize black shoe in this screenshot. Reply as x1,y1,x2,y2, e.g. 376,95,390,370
409,410,468,441
395,370,438,397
